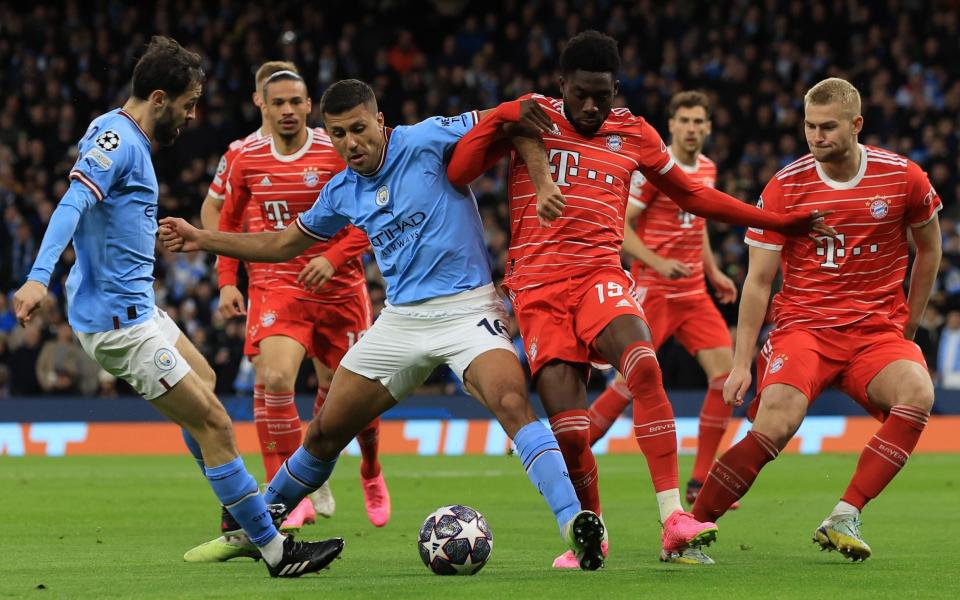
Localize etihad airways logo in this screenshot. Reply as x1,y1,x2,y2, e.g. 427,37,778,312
370,211,427,258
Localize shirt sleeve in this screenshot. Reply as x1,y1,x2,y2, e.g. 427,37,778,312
630,120,675,179
744,178,787,251
296,184,350,242
905,161,942,227
206,150,232,200
322,226,370,270
216,158,250,287
627,170,657,209
27,182,98,285
68,123,131,202
407,111,481,159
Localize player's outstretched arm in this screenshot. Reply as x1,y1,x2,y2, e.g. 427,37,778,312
447,99,555,186
159,217,313,263
644,166,836,237
200,194,224,231
725,245,780,406
904,216,942,340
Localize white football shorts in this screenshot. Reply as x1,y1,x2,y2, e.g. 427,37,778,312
76,306,191,400
339,284,517,400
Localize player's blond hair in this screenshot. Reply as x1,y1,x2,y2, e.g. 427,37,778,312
804,78,861,119
255,61,299,94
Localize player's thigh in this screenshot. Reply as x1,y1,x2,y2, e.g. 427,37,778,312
311,294,371,378
536,360,590,415
75,310,192,402
695,347,734,381
836,330,932,417
304,364,397,459
575,269,653,364
339,309,439,401
311,358,334,389
461,348,536,437
257,335,308,389
173,333,216,390
511,282,585,377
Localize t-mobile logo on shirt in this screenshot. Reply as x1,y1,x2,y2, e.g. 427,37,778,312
263,200,291,230
548,149,616,187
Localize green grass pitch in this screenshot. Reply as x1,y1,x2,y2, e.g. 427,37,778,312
1,453,957,598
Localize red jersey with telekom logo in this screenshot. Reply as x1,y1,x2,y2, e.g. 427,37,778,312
630,150,718,298
503,94,674,292
745,144,941,331
220,128,366,302
209,129,268,287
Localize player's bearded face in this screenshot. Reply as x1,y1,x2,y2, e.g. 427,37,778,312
668,106,711,155
560,70,617,137
325,103,386,174
154,86,201,146
804,102,861,163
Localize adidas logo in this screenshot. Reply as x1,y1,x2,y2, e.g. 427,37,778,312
278,561,311,576
616,299,632,308
260,176,272,186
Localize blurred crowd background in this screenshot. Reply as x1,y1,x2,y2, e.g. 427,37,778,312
3,0,960,398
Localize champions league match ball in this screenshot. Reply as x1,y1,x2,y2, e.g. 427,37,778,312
418,505,493,575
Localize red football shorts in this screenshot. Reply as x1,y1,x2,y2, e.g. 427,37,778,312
750,321,926,422
511,269,646,377
243,285,267,357
637,288,732,353
251,287,373,368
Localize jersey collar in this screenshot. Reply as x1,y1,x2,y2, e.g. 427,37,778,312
270,129,313,162
815,144,867,190
118,109,151,143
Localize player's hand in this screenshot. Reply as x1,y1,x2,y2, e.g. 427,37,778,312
536,180,566,227
158,217,202,253
709,271,738,304
654,258,692,280
298,256,336,292
13,280,48,327
723,366,752,407
517,99,555,134
781,209,837,237
218,285,246,319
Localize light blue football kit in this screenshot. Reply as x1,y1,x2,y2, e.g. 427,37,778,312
26,108,281,550
268,112,583,536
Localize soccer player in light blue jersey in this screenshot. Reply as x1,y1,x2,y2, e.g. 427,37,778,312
12,36,343,578
160,78,607,570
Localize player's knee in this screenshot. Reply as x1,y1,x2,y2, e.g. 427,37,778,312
754,390,805,447
197,364,216,392
261,365,295,393
895,378,935,412
303,421,344,461
491,390,535,433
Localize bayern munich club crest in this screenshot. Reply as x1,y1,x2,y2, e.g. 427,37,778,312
261,310,277,328
375,185,390,207
303,167,320,188
605,134,623,152
769,354,787,374
869,195,889,219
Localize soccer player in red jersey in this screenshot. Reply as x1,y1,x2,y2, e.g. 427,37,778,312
448,31,833,566
691,78,940,562
588,91,740,510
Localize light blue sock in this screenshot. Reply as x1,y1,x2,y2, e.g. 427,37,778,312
514,420,581,534
265,446,338,509
181,429,205,472
205,457,278,547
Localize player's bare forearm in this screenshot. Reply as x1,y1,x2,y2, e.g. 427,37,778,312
200,194,223,231
622,224,661,268
512,136,552,189
734,246,779,368
905,218,942,337
202,229,309,263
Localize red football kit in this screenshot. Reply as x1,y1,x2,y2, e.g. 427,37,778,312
630,151,731,354
210,129,270,356
220,128,372,367
747,145,940,420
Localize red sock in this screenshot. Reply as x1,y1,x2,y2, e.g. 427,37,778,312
313,386,328,418
357,417,382,480
692,430,779,522
252,384,283,477
621,341,678,492
691,375,733,483
550,409,602,514
588,380,632,445
842,405,929,510
264,390,302,479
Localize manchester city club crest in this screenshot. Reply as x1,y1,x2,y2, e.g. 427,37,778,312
605,134,623,152
375,185,390,206
303,167,320,188
868,195,889,219
154,348,177,371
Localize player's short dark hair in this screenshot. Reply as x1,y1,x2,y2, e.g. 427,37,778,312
559,30,620,76
319,79,378,116
261,70,306,100
668,91,712,119
131,36,204,100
